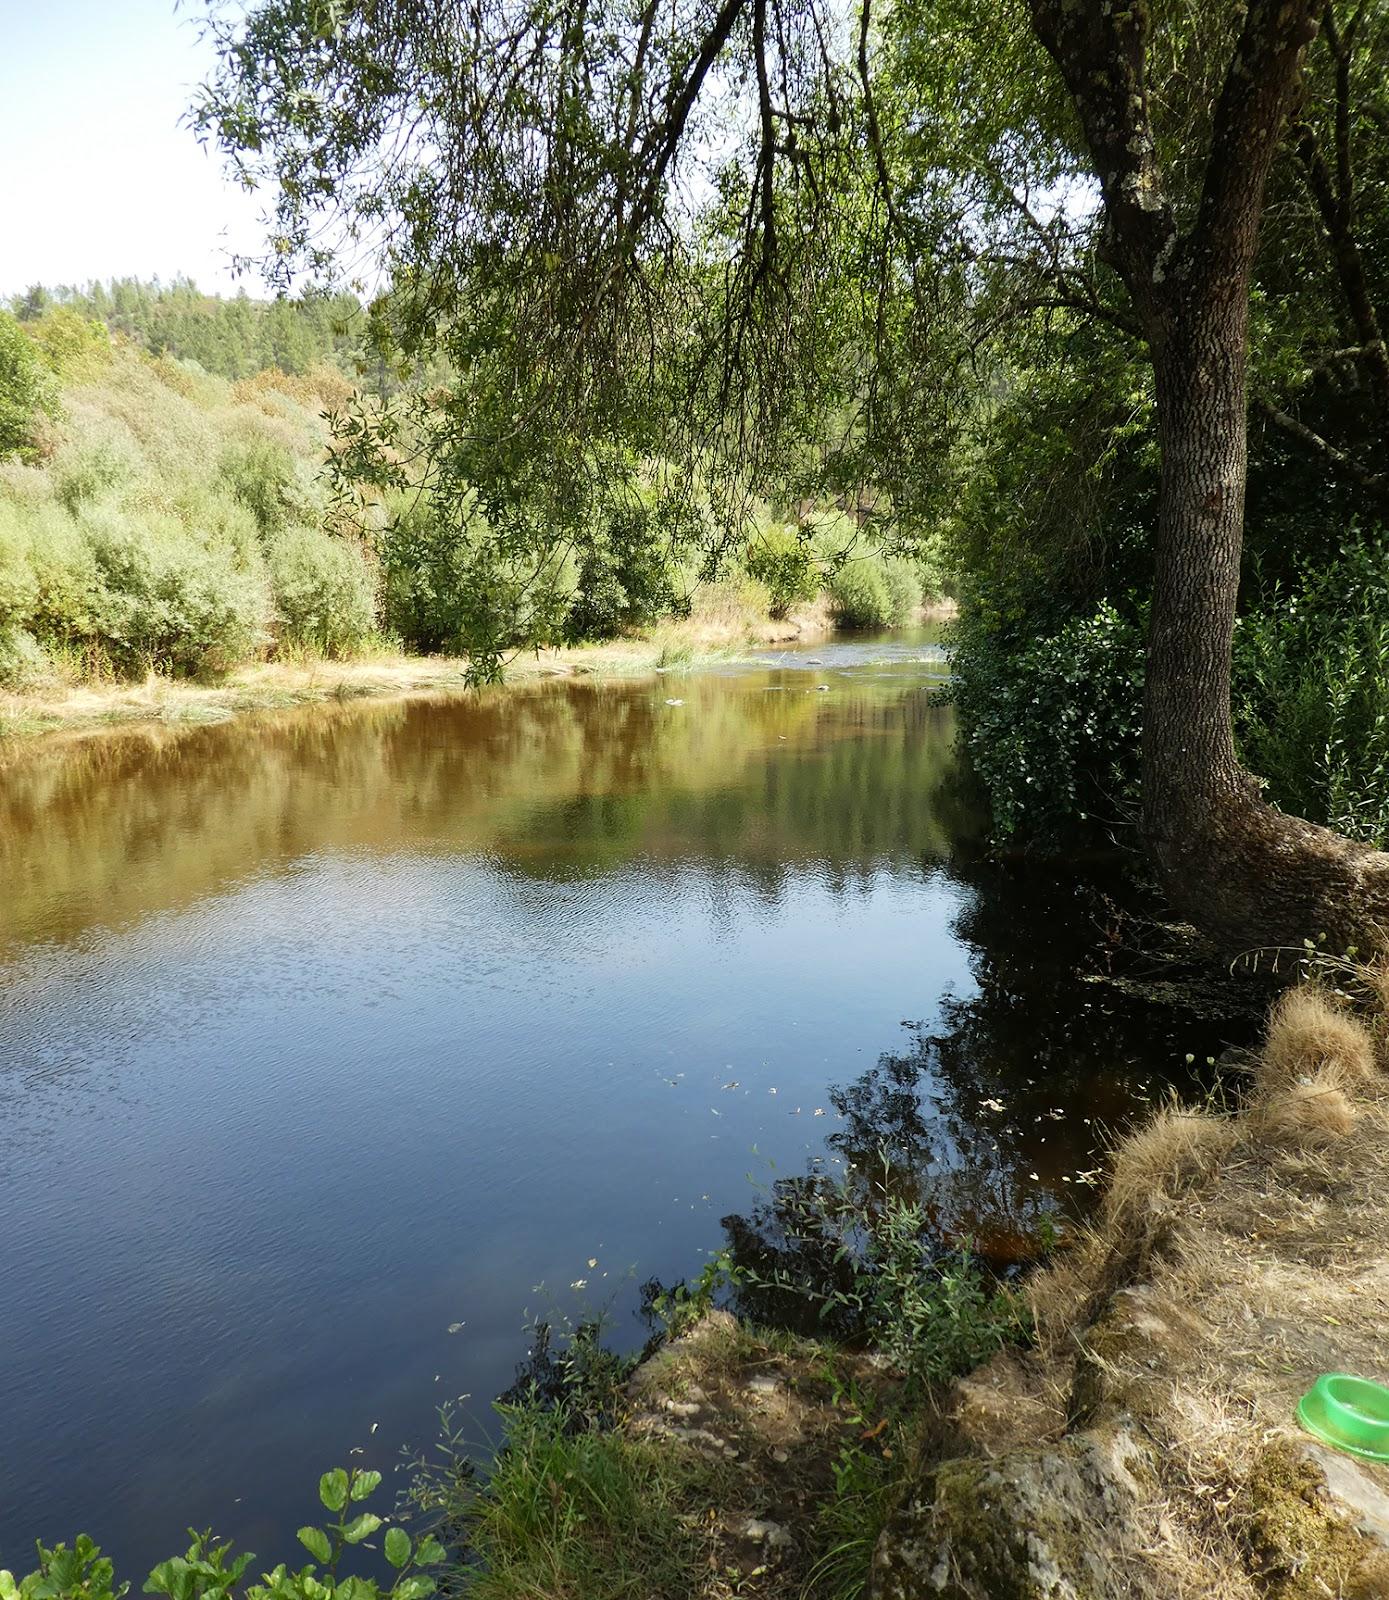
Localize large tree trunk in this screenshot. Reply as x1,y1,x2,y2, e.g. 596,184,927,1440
1143,289,1389,954
1029,0,1389,957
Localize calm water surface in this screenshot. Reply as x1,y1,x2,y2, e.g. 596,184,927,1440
0,631,1234,1570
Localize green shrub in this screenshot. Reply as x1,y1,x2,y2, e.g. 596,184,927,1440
1234,540,1389,843
267,525,378,655
53,436,140,512
217,432,318,535
950,600,1145,842
79,505,272,676
0,313,58,461
0,627,53,690
743,523,822,618
564,494,694,642
881,556,923,624
0,514,38,628
827,558,893,629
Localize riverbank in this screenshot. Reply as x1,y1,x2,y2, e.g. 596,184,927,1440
444,974,1389,1600
0,595,955,749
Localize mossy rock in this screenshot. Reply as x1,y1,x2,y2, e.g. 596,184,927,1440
871,1425,1160,1599
1236,1437,1389,1599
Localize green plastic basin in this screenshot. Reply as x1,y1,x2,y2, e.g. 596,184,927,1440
1297,1373,1389,1462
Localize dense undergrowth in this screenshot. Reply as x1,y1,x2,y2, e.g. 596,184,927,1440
0,301,943,698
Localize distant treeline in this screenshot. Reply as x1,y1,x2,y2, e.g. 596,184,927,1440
7,279,366,382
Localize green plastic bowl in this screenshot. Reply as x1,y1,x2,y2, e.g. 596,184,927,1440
1297,1373,1389,1462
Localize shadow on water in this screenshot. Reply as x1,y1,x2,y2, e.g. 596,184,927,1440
0,629,1252,1572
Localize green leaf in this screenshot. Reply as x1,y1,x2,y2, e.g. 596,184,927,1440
296,1528,332,1566
412,1539,446,1568
392,1579,434,1600
143,1561,185,1598
348,1471,382,1503
319,1471,350,1514
383,1531,410,1571
340,1515,382,1546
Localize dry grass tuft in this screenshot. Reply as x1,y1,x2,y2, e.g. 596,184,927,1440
1258,985,1378,1096
1251,1074,1359,1143
980,974,1389,1599
1101,1105,1236,1227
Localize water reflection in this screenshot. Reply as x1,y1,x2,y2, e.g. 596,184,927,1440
720,857,1245,1326
0,634,1240,1573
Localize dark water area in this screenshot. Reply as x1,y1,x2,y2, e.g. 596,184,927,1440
0,631,1244,1572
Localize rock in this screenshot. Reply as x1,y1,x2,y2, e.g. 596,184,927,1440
1301,1441,1389,1549
871,1423,1163,1600
742,1517,794,1552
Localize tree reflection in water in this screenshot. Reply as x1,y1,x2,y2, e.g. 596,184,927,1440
720,852,1255,1333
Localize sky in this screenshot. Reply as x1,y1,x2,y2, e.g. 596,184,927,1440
1,0,268,299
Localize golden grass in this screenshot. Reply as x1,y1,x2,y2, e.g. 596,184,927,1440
996,977,1389,1598
1258,984,1379,1096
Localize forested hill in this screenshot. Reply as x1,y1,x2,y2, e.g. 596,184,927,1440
7,280,365,381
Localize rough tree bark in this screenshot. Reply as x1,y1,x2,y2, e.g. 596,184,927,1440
1027,0,1389,954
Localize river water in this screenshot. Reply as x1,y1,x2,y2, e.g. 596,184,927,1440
0,632,1237,1572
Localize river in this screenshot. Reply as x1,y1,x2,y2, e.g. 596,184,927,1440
0,631,1238,1572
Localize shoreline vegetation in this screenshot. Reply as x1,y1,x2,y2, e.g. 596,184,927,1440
1,303,955,750
0,595,955,748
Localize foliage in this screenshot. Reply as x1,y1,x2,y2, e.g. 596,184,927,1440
1234,540,1389,844
0,1468,443,1600
731,1149,1027,1390
78,505,272,677
563,492,697,643
825,553,920,631
266,527,378,656
950,600,1145,845
742,523,823,618
217,434,319,537
0,312,58,461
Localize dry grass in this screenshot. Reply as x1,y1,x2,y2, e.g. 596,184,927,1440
1259,985,1379,1095
1100,1104,1238,1227
989,977,1389,1598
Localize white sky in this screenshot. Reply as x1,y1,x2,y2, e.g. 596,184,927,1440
1,0,269,299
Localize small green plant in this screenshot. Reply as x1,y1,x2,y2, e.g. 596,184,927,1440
0,1469,444,1600
732,1149,1027,1390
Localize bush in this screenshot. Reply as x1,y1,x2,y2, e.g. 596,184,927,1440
0,514,38,628
827,558,893,629
564,493,693,642
742,522,822,618
1235,540,1389,843
0,627,53,690
951,600,1145,842
217,431,318,535
268,525,378,655
79,505,272,676
53,435,140,512
0,312,57,461
881,556,923,624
